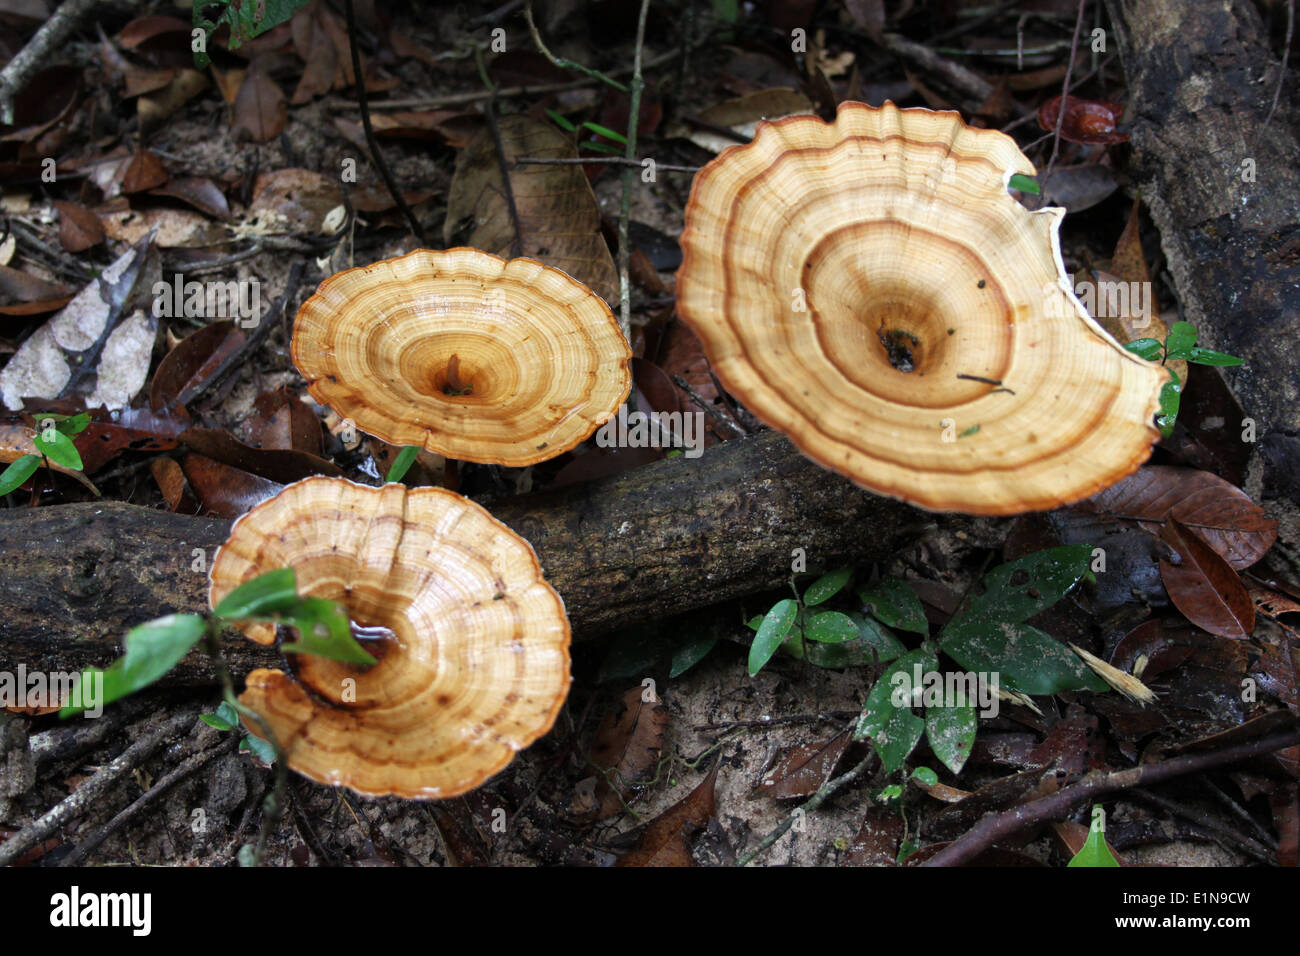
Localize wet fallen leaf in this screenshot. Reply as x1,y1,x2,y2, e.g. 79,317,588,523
1037,95,1129,144
181,452,284,517
444,113,618,302
147,177,231,220
1159,516,1255,639
753,728,851,799
1110,618,1195,682
843,803,902,866
582,685,670,820
180,427,343,484
616,761,719,867
150,320,246,411
1081,466,1277,570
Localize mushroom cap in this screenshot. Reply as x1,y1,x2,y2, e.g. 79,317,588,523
293,248,632,467
676,101,1169,515
208,476,570,799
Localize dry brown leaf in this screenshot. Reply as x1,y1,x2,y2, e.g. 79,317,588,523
121,148,168,194
52,200,105,252
443,113,618,303
138,68,209,138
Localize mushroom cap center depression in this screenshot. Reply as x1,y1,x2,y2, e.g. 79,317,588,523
800,219,1014,408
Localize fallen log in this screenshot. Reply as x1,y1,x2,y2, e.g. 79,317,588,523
0,430,948,684
1103,0,1300,502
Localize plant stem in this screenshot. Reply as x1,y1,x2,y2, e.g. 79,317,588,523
202,620,288,867
617,0,653,343
524,0,628,92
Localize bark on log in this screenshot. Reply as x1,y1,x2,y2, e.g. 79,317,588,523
1103,0,1300,502
0,430,943,684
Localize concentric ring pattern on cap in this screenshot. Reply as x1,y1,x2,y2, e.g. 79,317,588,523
676,101,1168,515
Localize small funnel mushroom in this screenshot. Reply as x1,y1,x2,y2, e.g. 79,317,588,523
676,101,1170,515
292,248,632,467
208,476,570,799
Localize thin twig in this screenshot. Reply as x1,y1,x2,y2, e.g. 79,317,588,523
343,0,426,245
922,726,1300,866
1264,0,1294,127
58,735,237,866
672,374,746,438
0,0,101,125
473,45,523,260
618,0,653,343
1045,0,1089,179
514,155,700,173
524,0,628,92
737,747,876,866
0,708,199,868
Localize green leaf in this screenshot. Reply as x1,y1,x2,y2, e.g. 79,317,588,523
1007,173,1040,194
669,634,717,678
240,733,277,766
745,614,763,632
214,568,299,619
857,578,928,635
60,614,207,716
280,598,377,665
0,454,40,495
897,840,920,863
853,647,938,769
43,412,91,436
545,108,577,133
1157,371,1182,439
748,599,798,676
944,544,1093,638
925,699,977,774
803,610,860,643
804,568,851,606
596,627,675,683
1187,347,1243,367
910,766,939,787
1068,810,1121,867
580,140,625,156
582,120,627,143
201,713,236,731
385,445,420,483
942,621,1107,695
202,699,241,731
32,429,82,470
1163,321,1198,361
194,0,312,57
1123,338,1163,362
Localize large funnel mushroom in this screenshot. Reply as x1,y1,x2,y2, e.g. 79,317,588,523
293,248,632,467
676,101,1169,515
208,476,570,799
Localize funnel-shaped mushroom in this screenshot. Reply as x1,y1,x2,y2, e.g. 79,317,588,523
208,476,570,799
293,248,632,467
676,101,1169,514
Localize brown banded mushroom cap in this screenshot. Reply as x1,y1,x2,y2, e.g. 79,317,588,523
293,248,632,467
676,101,1169,515
208,476,570,799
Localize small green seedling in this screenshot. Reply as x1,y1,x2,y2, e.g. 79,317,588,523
1124,321,1243,438
1068,804,1120,867
0,412,91,495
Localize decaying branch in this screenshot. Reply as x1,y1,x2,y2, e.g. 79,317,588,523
0,431,961,684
